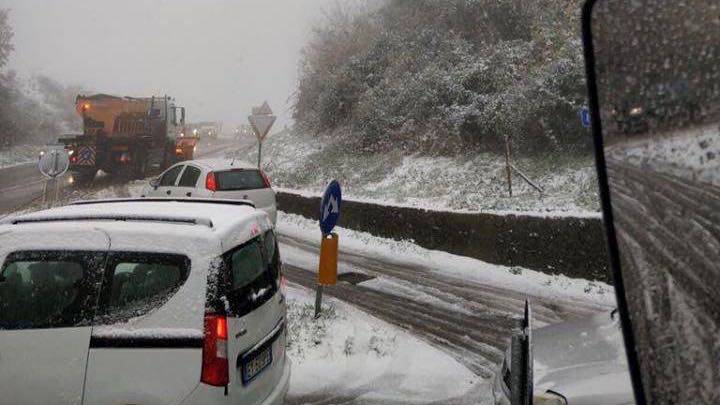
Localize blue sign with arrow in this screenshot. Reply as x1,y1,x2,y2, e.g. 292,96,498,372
320,180,342,235
580,106,591,128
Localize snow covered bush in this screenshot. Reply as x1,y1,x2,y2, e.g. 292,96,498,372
293,0,588,155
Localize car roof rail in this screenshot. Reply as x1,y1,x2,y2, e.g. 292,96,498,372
9,214,214,228
70,197,256,208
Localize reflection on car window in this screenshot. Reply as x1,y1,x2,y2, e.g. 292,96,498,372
0,251,104,330
98,252,189,323
178,166,201,187
262,230,279,279
159,165,184,187
226,240,276,317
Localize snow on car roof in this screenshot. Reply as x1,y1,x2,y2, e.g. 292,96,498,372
1,198,272,244
189,157,257,170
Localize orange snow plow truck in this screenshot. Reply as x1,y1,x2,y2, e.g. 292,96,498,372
58,94,198,184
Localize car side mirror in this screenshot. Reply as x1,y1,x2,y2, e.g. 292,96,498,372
583,0,719,403
149,177,160,189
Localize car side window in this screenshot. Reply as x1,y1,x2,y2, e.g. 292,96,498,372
159,165,184,187
0,251,105,330
96,252,190,324
177,165,201,188
224,239,277,317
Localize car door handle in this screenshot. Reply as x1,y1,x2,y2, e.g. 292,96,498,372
186,192,192,197
166,190,171,195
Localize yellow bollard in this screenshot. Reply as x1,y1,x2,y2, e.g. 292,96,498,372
314,233,339,318
318,233,339,285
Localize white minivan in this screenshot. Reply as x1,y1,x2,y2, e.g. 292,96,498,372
0,198,290,405
142,159,277,224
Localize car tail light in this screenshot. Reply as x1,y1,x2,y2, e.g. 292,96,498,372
260,170,271,188
280,274,287,294
201,314,228,387
206,171,217,192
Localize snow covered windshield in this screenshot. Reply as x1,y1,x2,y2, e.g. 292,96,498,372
8,0,717,403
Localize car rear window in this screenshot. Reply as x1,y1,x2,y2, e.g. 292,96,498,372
220,239,277,317
215,169,266,191
0,251,105,330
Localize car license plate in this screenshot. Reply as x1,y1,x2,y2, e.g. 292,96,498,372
241,345,273,385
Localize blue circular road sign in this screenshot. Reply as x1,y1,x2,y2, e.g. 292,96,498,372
320,180,342,235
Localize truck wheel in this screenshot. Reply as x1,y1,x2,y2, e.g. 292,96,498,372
72,169,96,186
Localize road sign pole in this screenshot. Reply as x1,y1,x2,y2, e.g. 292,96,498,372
257,141,262,169
41,180,48,208
54,177,61,206
314,281,324,318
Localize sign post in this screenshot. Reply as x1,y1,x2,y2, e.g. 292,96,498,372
315,180,342,318
248,101,276,169
38,145,70,207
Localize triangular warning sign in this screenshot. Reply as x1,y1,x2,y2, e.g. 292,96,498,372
248,114,276,141
253,101,273,116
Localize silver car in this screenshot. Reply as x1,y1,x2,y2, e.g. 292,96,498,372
494,310,634,405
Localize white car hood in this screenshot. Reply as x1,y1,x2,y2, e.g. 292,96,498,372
533,312,635,405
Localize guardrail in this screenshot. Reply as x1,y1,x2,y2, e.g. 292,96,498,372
277,190,611,283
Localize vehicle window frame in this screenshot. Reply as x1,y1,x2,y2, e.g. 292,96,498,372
159,165,185,187
0,250,106,330
94,251,191,325
177,165,202,188
216,236,278,318
262,229,280,280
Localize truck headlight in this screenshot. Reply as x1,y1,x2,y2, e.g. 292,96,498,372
534,391,567,405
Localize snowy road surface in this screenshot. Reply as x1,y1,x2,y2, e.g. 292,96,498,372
607,156,720,400
277,213,614,404
0,138,237,215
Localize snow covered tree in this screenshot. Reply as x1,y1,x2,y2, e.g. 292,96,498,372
293,0,589,156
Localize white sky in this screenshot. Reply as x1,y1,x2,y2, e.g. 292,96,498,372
1,0,335,129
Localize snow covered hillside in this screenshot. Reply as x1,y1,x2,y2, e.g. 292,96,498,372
229,129,600,213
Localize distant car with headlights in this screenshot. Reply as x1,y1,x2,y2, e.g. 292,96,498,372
494,310,634,405
0,198,289,405
143,159,277,224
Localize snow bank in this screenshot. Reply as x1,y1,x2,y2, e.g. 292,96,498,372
285,284,487,403
609,123,720,186
0,145,43,169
